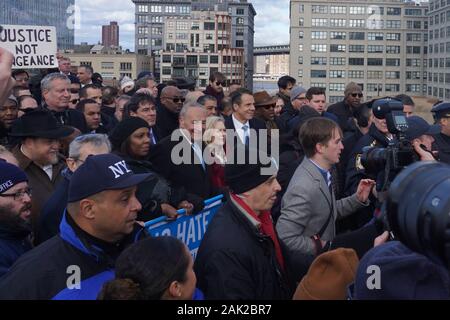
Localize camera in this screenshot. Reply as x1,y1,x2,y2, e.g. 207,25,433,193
384,161,450,269
361,98,418,192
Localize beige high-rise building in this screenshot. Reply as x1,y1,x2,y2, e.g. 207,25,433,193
159,11,245,88
290,0,429,103
427,0,450,100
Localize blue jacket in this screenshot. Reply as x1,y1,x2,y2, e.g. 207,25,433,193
0,225,32,278
0,213,147,300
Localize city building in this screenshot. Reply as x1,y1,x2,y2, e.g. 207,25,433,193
254,45,290,77
0,0,75,50
159,11,244,88
64,45,153,81
131,0,256,88
290,0,429,102
427,0,450,100
102,21,120,48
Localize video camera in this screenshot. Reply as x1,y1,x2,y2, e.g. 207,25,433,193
361,98,418,192
383,162,450,269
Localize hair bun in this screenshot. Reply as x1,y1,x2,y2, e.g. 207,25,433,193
97,278,141,300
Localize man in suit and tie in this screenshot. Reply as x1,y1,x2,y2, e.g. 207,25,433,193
149,102,219,213
276,117,375,257
225,89,266,150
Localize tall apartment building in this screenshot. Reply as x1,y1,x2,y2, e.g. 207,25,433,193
0,0,75,49
290,0,429,103
131,0,255,88
427,0,450,100
102,21,120,47
159,11,245,88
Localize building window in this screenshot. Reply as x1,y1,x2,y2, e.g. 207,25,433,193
138,5,148,13
235,40,244,48
210,56,219,64
348,71,364,78
138,38,148,46
385,71,400,79
299,31,304,39
330,19,346,27
387,7,401,15
311,70,327,78
330,70,345,78
298,44,303,52
349,19,365,28
368,32,384,41
386,20,401,29
349,32,365,40
311,31,327,40
386,33,401,41
330,44,346,52
101,62,114,69
162,67,172,75
312,19,328,27
349,45,365,53
236,8,245,15
330,32,346,40
330,57,346,65
298,56,303,64
236,17,244,25
406,46,421,54
330,6,346,14
349,6,365,15
367,71,382,79
329,83,346,91
406,59,421,67
299,4,304,13
368,45,383,53
236,28,244,36
311,57,327,65
180,6,190,14
406,33,421,41
368,84,383,92
138,27,148,35
311,44,327,52
386,46,401,54
151,5,162,13
368,58,383,66
405,9,422,16
385,84,400,92
299,18,304,27
312,5,328,14
152,27,162,35
298,70,303,78
162,55,172,63
349,58,364,65
165,6,176,13
120,63,132,70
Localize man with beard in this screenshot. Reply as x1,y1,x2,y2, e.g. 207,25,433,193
10,110,74,234
0,161,32,277
203,72,226,109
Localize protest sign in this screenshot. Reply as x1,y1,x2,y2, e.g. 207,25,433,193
145,195,223,259
0,25,58,69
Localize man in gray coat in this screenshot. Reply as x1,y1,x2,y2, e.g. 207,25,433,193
277,117,375,257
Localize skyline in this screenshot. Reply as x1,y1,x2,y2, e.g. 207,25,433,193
74,0,290,50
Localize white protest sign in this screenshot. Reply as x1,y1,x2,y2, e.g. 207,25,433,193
0,25,58,69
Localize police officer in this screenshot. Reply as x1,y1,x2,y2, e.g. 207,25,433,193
431,102,450,164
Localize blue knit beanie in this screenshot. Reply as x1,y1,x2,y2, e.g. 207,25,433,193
0,160,28,194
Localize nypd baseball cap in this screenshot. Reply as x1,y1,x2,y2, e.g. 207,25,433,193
68,154,151,203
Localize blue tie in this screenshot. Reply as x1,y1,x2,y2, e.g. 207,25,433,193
242,125,249,146
192,143,206,171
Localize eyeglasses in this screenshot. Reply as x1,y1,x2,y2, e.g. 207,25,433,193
215,81,226,87
295,97,307,101
171,97,186,103
0,188,32,201
19,107,37,114
71,99,80,104
263,104,276,110
351,93,363,98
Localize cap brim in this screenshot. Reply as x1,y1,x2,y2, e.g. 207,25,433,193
255,97,278,107
105,172,152,191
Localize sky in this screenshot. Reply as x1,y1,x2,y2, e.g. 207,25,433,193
74,0,290,50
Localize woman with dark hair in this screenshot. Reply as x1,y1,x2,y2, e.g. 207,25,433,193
98,237,199,300
109,117,194,221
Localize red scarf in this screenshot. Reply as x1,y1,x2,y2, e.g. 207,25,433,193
230,193,285,271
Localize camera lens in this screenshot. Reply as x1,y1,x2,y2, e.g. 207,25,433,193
387,162,450,268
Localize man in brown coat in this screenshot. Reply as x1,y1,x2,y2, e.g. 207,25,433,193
9,110,74,233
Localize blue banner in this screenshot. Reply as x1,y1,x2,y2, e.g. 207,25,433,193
145,195,224,259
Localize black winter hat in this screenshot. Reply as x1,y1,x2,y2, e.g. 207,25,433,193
109,117,150,150
225,145,278,194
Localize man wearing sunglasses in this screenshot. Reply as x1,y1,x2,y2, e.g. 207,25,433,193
328,82,364,134
0,161,32,277
157,86,186,139
204,71,226,109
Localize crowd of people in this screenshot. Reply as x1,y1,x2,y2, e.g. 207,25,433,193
0,46,450,300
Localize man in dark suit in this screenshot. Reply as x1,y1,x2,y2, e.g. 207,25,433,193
149,102,218,212
225,89,266,152
155,86,185,139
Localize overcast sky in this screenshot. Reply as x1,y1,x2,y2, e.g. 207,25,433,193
74,0,290,50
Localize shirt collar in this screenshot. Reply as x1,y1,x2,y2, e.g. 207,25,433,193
232,114,249,130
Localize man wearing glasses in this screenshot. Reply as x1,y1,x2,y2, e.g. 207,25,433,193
0,161,32,277
204,71,226,109
328,82,364,133
157,86,186,139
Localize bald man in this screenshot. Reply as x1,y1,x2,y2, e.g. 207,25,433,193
156,86,186,139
